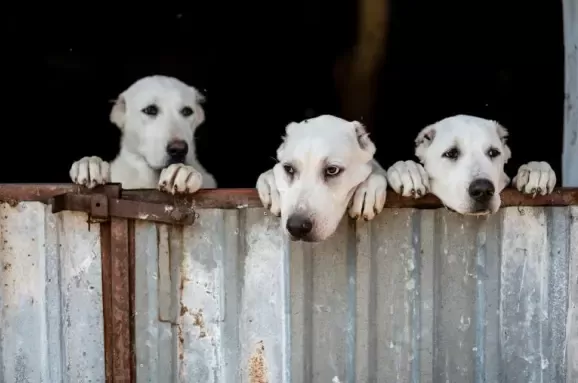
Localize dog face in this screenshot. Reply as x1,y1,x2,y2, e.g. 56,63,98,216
110,75,205,170
273,115,376,242
415,115,511,215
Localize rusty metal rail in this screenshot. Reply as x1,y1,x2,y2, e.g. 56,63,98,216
49,184,196,225
0,184,577,208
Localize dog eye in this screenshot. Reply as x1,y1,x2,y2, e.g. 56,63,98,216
442,147,460,160
141,104,159,116
283,164,295,175
180,106,194,117
487,148,501,158
325,166,342,177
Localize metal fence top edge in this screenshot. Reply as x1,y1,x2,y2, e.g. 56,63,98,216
0,184,577,209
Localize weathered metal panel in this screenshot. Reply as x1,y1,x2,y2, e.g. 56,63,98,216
567,207,578,383
134,209,290,383
563,0,578,187
134,205,577,383
0,202,105,383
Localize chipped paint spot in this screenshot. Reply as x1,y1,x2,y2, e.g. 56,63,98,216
249,341,268,383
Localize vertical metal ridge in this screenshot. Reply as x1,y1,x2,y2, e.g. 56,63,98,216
303,243,314,383
539,207,550,383
431,209,443,381
497,209,506,381
474,216,488,383
495,209,504,382
367,220,378,382
221,210,239,383
234,209,243,382
282,234,292,383
410,209,422,383
547,207,570,382
346,219,357,383
45,206,64,383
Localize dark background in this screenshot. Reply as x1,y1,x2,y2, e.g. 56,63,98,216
2,0,564,187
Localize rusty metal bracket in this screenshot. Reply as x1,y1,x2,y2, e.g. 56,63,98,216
49,183,195,225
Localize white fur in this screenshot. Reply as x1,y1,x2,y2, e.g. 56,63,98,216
387,115,556,215
69,75,216,193
257,115,387,242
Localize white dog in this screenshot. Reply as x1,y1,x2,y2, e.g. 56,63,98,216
386,114,556,215
69,75,216,193
257,115,387,242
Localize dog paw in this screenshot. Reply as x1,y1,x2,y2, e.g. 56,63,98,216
158,164,203,194
256,169,281,216
69,156,110,188
348,172,387,221
512,161,556,196
386,160,430,198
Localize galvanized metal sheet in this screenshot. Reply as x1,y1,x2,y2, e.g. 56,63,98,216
134,206,577,383
567,206,578,383
562,0,578,187
134,209,290,383
0,202,105,383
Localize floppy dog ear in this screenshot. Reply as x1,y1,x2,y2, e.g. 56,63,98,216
190,87,206,128
414,125,436,163
352,121,376,161
494,121,511,163
110,96,126,129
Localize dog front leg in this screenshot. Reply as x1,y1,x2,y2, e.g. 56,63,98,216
348,160,388,221
256,169,281,217
386,160,430,198
69,156,111,188
158,164,203,194
512,161,557,196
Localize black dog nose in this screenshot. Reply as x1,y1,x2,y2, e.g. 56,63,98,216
166,140,188,159
286,214,313,239
468,178,495,202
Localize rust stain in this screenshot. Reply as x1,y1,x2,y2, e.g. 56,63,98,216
177,325,184,361
249,341,268,383
186,305,207,338
3,262,11,271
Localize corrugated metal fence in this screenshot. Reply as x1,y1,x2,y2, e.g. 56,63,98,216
0,186,577,383
0,202,105,382
135,204,578,383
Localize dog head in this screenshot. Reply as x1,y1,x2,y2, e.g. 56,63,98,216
110,75,205,170
273,115,376,242
415,115,511,215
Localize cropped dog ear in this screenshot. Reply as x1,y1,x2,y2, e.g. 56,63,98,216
414,125,436,163
352,121,376,161
110,95,126,129
190,87,206,128
276,122,299,159
494,121,511,163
